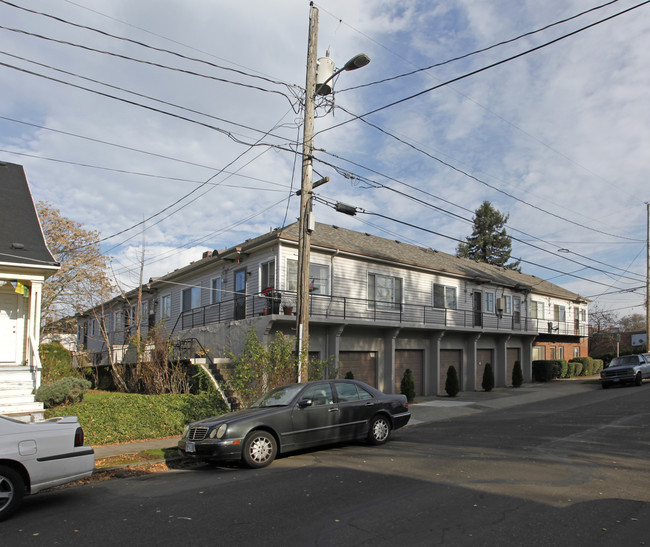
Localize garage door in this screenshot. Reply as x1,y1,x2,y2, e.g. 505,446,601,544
440,349,462,395
507,348,520,386
476,349,493,389
395,350,423,396
339,351,377,388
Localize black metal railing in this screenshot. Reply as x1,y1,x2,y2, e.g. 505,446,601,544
170,291,589,337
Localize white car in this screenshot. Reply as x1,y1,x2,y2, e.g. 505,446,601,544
0,415,95,521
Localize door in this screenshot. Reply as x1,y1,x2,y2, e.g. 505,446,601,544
473,292,482,327
290,382,340,448
0,293,20,363
234,268,246,320
339,351,377,387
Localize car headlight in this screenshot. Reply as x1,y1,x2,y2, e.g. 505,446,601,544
209,423,227,439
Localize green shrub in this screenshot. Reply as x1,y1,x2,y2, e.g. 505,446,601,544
400,368,416,402
570,356,594,376
44,390,228,445
344,370,354,379
573,361,583,376
593,359,604,374
39,342,78,384
566,361,576,378
36,377,92,408
558,360,568,378
445,366,459,397
482,363,494,392
532,360,561,382
512,361,523,387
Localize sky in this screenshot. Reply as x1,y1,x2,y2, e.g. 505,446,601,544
1,0,649,321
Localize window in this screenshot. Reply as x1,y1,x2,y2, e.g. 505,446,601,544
504,295,512,314
573,346,580,358
89,319,96,336
368,273,402,310
182,287,201,311
161,295,171,319
531,301,545,319
549,346,556,360
484,292,495,313
513,297,521,323
335,382,374,402
286,259,330,295
113,311,123,330
554,305,566,322
260,259,275,292
211,278,223,304
433,284,457,309
301,383,334,406
558,346,564,360
141,301,149,322
580,309,587,322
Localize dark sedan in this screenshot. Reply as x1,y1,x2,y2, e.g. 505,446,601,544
178,379,411,468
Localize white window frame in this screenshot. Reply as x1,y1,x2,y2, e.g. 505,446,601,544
161,294,171,319
182,286,201,311
368,273,403,311
211,277,223,304
554,304,566,322
531,300,545,319
260,259,276,292
485,292,495,313
286,259,331,295
433,283,457,309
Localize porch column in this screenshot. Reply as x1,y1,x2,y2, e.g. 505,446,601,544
428,331,445,396
495,334,511,387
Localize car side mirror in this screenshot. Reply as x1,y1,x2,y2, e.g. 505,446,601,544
298,398,313,408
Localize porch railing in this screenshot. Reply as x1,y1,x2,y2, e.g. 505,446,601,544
171,291,589,337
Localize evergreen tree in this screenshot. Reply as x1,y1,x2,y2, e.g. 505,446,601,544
400,368,416,402
456,201,521,271
482,363,494,392
512,361,523,387
445,365,459,397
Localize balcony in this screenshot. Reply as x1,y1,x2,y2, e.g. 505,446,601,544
172,292,587,337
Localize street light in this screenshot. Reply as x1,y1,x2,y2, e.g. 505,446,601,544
296,3,370,382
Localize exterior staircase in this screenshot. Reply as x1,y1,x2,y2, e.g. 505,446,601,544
0,366,45,422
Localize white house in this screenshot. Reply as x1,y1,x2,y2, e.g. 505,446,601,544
0,162,60,420
78,222,589,396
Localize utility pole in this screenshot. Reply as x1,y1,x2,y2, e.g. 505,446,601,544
296,2,318,382
646,202,649,352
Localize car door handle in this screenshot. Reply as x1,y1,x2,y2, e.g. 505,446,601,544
365,402,374,406
328,407,339,412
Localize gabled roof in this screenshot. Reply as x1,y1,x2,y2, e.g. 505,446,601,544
276,223,586,302
0,161,58,271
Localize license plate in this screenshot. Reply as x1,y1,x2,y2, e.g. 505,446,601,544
186,441,195,453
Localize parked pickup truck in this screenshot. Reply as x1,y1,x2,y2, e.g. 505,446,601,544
600,353,650,389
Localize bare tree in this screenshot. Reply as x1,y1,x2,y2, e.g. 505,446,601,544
37,201,113,323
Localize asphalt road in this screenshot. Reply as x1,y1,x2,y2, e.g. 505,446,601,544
4,383,649,546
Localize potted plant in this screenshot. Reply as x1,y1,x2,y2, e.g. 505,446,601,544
282,296,295,315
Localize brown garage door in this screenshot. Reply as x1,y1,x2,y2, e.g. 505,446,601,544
507,347,520,386
339,351,377,388
477,349,493,389
395,350,423,396
440,349,462,395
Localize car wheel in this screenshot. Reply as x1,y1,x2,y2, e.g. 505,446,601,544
635,372,643,386
0,465,25,522
368,415,391,445
243,431,277,468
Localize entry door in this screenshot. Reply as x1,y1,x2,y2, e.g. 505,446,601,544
0,293,20,363
473,292,482,327
234,269,246,320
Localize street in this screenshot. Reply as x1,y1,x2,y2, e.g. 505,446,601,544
3,383,649,546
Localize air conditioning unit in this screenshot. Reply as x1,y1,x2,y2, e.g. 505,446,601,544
496,297,506,311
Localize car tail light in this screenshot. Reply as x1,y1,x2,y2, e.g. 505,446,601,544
74,427,85,447
405,402,408,409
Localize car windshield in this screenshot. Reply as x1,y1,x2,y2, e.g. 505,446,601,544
609,355,640,367
250,384,304,408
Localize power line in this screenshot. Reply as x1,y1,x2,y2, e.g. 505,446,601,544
337,0,623,92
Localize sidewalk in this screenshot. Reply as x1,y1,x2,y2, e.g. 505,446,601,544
91,380,600,463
